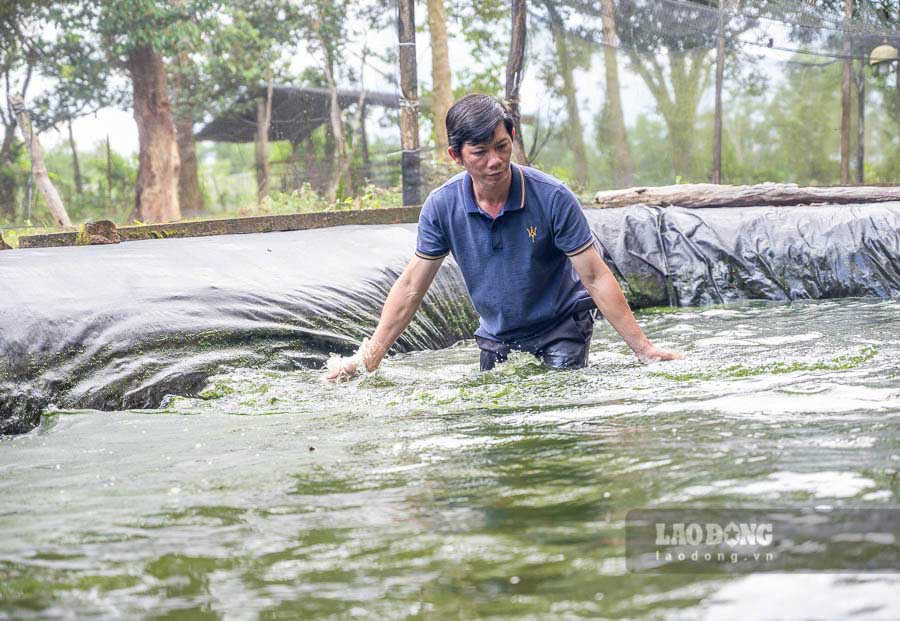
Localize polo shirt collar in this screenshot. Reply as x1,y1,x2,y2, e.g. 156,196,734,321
463,164,525,217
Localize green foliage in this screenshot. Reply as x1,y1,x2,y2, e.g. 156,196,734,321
255,183,402,215
38,142,137,225
448,0,508,96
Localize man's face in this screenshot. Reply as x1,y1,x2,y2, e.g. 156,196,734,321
449,123,514,189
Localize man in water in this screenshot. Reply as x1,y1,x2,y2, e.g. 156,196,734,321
328,94,680,380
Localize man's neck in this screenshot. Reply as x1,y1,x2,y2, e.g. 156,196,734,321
471,166,513,218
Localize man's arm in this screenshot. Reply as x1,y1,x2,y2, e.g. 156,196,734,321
569,247,682,363
327,255,445,380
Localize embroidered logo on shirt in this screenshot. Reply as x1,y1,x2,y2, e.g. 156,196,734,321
527,225,537,243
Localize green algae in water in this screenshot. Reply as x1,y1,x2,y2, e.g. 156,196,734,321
653,345,879,382
198,381,235,400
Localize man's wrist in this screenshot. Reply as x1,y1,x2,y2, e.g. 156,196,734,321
359,337,387,372
632,339,654,357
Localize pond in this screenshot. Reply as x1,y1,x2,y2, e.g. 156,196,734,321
1,298,898,619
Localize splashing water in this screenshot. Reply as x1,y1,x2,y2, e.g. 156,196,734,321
1,298,898,618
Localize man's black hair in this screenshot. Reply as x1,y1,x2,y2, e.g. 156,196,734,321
445,94,514,154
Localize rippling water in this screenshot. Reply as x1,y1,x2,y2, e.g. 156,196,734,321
2,298,898,619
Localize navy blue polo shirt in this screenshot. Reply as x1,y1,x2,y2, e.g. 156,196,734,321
415,164,595,342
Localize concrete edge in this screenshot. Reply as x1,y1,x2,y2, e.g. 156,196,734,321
16,207,423,249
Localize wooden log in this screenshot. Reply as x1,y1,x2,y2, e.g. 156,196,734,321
8,95,73,227
592,183,900,209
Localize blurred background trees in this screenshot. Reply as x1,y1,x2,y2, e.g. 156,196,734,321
0,0,897,231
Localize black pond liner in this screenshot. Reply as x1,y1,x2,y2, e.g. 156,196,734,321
1,203,898,435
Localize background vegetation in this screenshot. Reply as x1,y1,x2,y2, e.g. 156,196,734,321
0,0,897,236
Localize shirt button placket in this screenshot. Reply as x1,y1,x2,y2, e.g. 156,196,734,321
491,219,503,251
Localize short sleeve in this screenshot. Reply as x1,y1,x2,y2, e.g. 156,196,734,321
415,194,450,260
550,186,594,257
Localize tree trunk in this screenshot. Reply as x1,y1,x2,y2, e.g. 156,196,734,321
839,0,852,184
172,51,204,218
669,112,697,179
600,0,633,187
321,56,348,204
593,182,900,209
506,0,529,165
427,0,452,161
255,73,273,205
546,2,588,187
855,59,865,184
711,0,727,184
106,135,113,208
359,102,371,182
67,120,83,195
128,45,180,223
895,63,899,122
398,0,421,206
0,128,18,221
176,116,203,217
9,95,71,227
627,46,712,182
290,140,302,190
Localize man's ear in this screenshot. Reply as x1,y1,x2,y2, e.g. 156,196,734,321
448,147,463,166
511,126,516,140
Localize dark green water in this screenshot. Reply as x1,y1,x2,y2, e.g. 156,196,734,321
2,299,898,619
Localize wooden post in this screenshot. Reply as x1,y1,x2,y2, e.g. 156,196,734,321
506,0,528,165
8,95,72,227
712,0,727,184
398,0,421,206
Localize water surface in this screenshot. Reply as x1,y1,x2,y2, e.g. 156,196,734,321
1,299,898,619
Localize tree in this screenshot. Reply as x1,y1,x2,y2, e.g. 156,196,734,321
448,0,508,97
616,0,718,180
0,38,31,221
600,0,634,187
427,0,453,160
543,1,590,188
0,2,64,221
506,0,529,164
48,1,219,224
194,2,297,209
296,0,353,204
170,51,204,217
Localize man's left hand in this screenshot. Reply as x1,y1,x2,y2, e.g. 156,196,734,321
635,344,684,363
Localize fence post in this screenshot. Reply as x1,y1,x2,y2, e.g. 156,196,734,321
398,0,421,206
